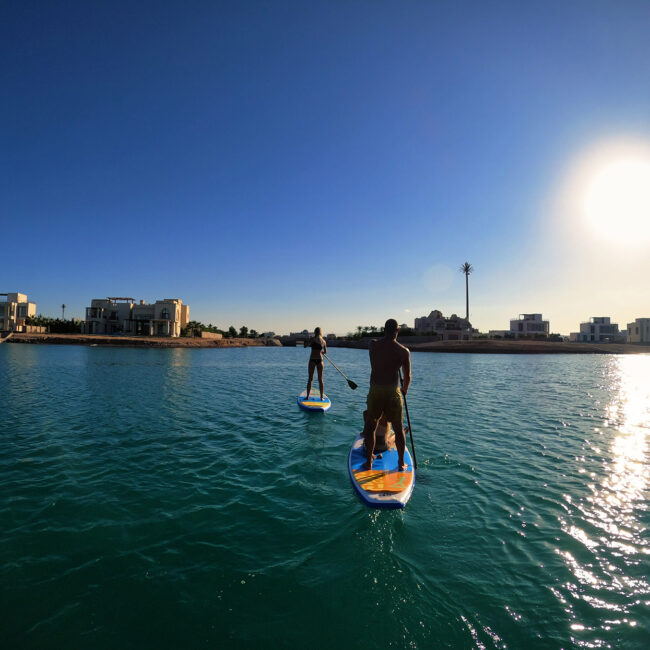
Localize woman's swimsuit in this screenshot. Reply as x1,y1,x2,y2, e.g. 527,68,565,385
309,338,324,366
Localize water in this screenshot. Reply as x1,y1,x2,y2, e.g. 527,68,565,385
1,345,648,649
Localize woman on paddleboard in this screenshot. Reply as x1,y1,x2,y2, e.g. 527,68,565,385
304,327,327,401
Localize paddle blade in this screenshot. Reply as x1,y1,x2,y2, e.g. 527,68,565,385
348,380,358,390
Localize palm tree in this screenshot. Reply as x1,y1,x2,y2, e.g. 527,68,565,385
459,262,473,321
61,304,66,320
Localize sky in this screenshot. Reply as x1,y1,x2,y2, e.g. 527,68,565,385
2,0,649,335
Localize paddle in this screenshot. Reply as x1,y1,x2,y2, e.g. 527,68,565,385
324,354,358,390
399,369,418,470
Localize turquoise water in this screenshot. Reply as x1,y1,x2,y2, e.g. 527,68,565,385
1,344,649,649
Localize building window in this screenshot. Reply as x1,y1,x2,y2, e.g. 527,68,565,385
161,308,170,319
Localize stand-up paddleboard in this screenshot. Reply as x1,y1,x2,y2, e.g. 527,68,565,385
297,390,331,412
348,432,415,509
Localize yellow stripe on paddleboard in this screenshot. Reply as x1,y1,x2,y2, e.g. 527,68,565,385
353,469,413,493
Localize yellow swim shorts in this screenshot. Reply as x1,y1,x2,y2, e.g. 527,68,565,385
365,384,403,425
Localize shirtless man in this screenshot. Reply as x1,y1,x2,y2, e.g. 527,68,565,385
361,318,411,471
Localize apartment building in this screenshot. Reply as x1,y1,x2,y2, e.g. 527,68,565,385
509,313,549,338
82,297,189,337
570,317,621,342
627,318,650,344
0,292,37,331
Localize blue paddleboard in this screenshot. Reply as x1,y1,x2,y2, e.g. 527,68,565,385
348,434,415,509
297,390,331,412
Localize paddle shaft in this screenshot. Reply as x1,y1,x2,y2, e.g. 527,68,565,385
399,370,418,470
324,354,357,390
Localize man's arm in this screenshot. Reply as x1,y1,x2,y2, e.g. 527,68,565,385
400,348,411,394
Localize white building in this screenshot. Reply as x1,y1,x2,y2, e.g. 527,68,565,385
570,317,620,342
509,313,549,338
82,297,189,337
0,292,37,331
414,309,472,341
627,318,650,344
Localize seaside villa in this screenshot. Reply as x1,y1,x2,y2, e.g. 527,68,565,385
0,292,36,332
627,318,650,344
569,317,621,343
82,297,189,337
509,313,549,338
414,310,472,341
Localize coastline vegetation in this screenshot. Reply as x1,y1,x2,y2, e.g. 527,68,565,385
25,315,81,334
181,321,259,338
348,325,417,340
346,324,565,342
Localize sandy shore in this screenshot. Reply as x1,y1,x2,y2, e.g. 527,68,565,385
336,338,650,354
7,333,267,348
7,333,650,354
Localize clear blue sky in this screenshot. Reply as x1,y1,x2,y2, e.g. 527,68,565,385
2,1,649,335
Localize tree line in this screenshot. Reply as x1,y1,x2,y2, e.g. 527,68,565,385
24,316,261,338
348,325,416,339
25,315,82,334
181,321,260,338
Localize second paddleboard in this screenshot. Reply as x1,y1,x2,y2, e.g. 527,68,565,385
297,390,331,412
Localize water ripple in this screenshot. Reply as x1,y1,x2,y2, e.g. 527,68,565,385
1,346,649,648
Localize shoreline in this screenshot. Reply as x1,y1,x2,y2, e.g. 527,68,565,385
6,333,268,348
5,333,650,354
334,338,650,354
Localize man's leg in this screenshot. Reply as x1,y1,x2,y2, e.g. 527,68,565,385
387,390,407,470
361,410,379,470
393,421,407,470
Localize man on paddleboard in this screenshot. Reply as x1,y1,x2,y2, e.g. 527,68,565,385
361,318,411,471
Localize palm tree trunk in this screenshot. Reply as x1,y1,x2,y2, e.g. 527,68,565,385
465,273,469,321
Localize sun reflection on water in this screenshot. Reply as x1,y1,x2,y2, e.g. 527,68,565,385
556,355,650,645
600,358,649,568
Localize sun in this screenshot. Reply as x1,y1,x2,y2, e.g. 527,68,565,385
581,156,650,246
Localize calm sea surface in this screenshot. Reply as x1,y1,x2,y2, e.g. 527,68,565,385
1,344,648,649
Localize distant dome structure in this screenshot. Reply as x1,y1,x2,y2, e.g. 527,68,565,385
413,309,472,341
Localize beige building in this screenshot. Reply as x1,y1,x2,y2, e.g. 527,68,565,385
414,309,472,341
0,292,37,331
82,297,189,337
627,318,650,344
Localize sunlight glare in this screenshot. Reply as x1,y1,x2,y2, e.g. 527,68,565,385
580,154,650,246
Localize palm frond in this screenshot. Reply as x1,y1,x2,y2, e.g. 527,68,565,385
459,262,473,275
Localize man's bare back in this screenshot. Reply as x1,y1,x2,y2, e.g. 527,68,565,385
369,337,411,391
